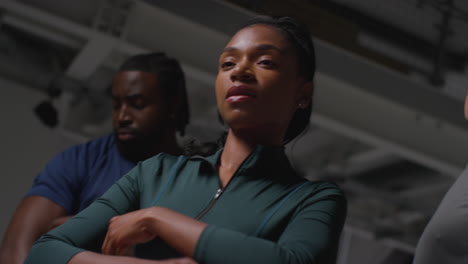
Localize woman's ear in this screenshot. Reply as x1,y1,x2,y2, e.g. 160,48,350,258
297,81,314,108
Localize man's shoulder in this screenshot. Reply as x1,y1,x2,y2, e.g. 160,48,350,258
69,134,115,153
55,134,116,163
81,134,116,150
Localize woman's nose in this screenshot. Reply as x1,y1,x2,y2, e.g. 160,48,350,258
230,61,254,82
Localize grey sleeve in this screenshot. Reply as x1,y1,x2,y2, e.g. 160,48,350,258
413,166,468,264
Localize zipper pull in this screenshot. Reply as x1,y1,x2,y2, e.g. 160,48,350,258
214,188,223,200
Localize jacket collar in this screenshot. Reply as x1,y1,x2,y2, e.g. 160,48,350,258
190,144,295,179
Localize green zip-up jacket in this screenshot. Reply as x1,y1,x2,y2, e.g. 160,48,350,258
25,145,346,264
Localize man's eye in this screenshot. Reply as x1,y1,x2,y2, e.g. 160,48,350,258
132,102,146,110
128,98,146,110
112,101,120,109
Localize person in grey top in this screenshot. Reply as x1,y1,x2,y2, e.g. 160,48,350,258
413,94,468,263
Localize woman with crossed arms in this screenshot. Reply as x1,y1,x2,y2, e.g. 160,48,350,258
25,16,346,264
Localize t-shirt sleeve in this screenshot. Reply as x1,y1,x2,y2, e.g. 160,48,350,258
194,183,347,264
23,156,153,264
25,146,84,213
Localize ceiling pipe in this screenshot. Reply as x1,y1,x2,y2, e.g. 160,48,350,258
430,0,454,86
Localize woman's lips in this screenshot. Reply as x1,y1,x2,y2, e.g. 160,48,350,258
226,85,256,103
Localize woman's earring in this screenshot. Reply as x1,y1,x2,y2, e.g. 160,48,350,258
298,102,306,109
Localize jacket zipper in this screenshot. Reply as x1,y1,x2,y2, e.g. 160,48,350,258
195,187,224,220
194,148,258,220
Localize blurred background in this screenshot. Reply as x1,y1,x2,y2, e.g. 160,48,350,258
0,0,467,263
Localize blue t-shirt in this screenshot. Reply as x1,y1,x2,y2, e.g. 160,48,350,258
26,134,136,214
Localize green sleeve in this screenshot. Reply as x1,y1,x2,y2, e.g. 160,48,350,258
23,158,149,264
194,186,346,264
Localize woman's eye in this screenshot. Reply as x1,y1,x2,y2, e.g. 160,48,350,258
221,61,235,69
259,60,276,67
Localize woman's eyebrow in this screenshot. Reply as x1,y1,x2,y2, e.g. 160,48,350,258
255,44,284,53
222,46,238,53
222,44,284,54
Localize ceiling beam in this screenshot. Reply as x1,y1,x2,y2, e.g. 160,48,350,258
65,35,115,81
2,0,467,178
313,73,468,177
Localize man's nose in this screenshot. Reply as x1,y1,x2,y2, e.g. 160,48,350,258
117,104,132,126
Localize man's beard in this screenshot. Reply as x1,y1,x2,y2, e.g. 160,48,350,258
115,133,154,162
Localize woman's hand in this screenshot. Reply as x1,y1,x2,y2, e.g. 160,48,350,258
156,257,198,264
102,208,158,255
102,206,208,258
